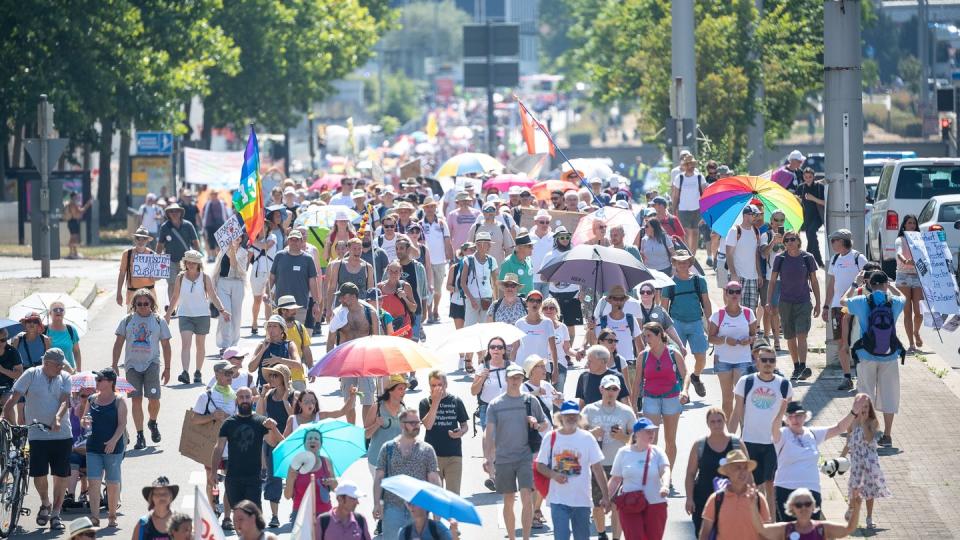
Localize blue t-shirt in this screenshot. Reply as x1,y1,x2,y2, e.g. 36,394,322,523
663,275,708,322
46,326,79,368
847,293,905,362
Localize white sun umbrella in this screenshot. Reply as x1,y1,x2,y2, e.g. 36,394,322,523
9,292,88,336
435,322,527,356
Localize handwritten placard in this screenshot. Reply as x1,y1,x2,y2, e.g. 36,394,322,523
214,214,243,249
904,231,960,322
132,253,172,279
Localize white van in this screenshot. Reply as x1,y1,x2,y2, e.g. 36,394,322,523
866,158,960,274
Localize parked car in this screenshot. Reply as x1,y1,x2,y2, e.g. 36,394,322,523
863,159,890,244
867,158,960,275
916,195,960,261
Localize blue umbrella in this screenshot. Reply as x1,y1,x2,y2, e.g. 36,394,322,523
381,475,482,526
271,420,365,478
0,319,22,336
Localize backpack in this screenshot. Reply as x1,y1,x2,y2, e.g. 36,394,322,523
639,347,683,398
677,173,705,205
13,331,50,369
665,275,706,312
401,521,439,540
599,313,638,358
851,293,906,364
43,324,77,344
466,255,495,292
742,374,791,424
716,307,753,327
830,249,862,270
721,226,761,272
318,512,370,540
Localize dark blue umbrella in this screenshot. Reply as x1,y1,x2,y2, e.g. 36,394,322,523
0,319,23,336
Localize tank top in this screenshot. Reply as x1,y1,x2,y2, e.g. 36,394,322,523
292,459,333,512
785,521,826,540
257,341,291,386
87,396,123,455
265,389,294,430
336,260,369,301
177,273,208,317
693,437,738,499
642,347,680,398
137,513,171,540
16,333,46,369
399,260,421,314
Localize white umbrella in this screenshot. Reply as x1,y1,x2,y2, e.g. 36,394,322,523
435,322,527,356
9,292,88,336
638,269,675,290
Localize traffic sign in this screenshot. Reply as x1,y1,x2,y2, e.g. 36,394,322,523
136,132,173,155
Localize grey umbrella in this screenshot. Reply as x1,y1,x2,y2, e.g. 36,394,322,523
538,244,655,293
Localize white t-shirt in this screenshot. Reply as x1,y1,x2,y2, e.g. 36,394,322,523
536,429,604,507
479,364,510,404
773,426,829,491
522,380,558,425
421,218,450,265
709,308,755,365
543,250,580,294
582,401,637,465
139,204,162,233
595,312,641,361
672,173,705,211
724,225,761,280
610,445,669,504
465,254,498,299
827,249,868,307
329,193,354,207
377,235,398,262
514,318,557,368
530,230,555,282
594,297,643,320
733,373,794,444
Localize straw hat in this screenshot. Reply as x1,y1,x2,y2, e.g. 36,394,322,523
182,250,204,265
717,449,757,477
262,364,292,387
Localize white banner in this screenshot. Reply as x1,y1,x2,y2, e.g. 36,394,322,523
132,253,172,279
193,485,226,540
184,147,243,189
289,474,315,540
214,214,244,250
904,231,960,322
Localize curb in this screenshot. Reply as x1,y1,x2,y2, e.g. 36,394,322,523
69,278,99,309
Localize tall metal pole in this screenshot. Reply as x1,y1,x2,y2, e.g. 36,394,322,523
38,95,52,278
823,0,865,367
671,0,697,158
747,0,766,174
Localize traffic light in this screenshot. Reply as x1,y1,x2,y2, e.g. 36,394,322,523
942,117,953,142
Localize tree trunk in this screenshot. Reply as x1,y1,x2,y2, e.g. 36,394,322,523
201,101,212,149
115,128,131,221
97,119,113,226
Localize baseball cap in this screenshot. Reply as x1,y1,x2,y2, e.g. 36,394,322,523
43,348,65,364
633,418,659,431
559,400,581,415
505,364,525,377
829,229,853,241
222,346,247,361
652,196,668,206
534,209,551,220
351,189,366,199
526,289,544,301
508,186,523,196
212,361,236,374
600,374,621,389
287,229,303,240
334,482,365,500
284,187,296,195
482,202,497,212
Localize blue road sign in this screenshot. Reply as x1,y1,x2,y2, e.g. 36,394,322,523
136,132,173,155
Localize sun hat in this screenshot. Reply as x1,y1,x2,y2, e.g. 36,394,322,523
559,400,581,415
614,200,630,209
633,417,660,432
508,186,523,196
421,198,438,207
455,191,472,202
829,229,853,241
67,517,99,539
725,280,743,290
275,295,303,310
534,209,551,220
717,449,758,476
334,209,351,222
335,482,365,500
262,364,292,386
606,285,628,298
500,273,520,285
505,364,525,377
600,374,621,389
43,348,66,365
182,250,204,265
475,231,492,242
384,374,408,391
266,314,286,327
514,233,532,246
222,346,247,361
523,356,546,378
133,227,153,239
164,203,184,214
681,154,698,165
142,476,180,502
672,249,695,262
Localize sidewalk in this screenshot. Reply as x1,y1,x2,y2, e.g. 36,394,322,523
0,276,99,316
701,255,960,538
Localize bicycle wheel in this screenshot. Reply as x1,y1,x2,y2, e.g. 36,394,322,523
0,466,22,538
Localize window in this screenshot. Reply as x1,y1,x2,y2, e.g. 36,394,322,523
864,164,884,178
939,203,960,223
875,164,895,201
893,166,960,199
918,200,936,224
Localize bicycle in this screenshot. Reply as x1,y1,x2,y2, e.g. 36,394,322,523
0,420,49,537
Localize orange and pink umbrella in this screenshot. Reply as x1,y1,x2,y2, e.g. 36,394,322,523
308,336,443,377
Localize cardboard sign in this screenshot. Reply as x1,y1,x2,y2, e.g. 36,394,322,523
214,214,244,249
178,409,222,466
519,208,583,233
132,253,172,279
904,231,960,323
399,158,421,180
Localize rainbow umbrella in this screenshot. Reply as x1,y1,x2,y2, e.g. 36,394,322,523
436,152,503,177
308,336,443,377
699,176,803,235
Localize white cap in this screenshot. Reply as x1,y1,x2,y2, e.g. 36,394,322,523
284,187,296,195
486,193,500,203
614,200,630,209
508,186,523,196
534,209,551,220
788,150,805,162
334,481,365,499
600,374,621,389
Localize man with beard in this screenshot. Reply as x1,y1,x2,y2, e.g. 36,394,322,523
211,387,283,528
372,409,441,540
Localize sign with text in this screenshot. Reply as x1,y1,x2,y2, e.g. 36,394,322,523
131,253,172,279
904,231,960,321
213,214,244,249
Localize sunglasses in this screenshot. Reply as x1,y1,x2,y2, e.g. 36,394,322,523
383,225,396,229
784,237,799,243
758,356,777,364
725,289,742,295
536,220,550,225
502,283,518,289
488,344,506,350
792,501,814,509
542,306,557,311
639,290,655,296
556,236,571,241
527,299,542,304
602,338,619,344
51,308,65,314
135,302,152,307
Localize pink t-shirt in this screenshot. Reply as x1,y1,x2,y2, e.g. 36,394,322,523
447,208,480,249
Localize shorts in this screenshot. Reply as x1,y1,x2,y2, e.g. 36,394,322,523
70,452,86,470
68,219,81,235
126,363,162,400
430,264,447,295
250,271,270,296
494,457,534,494
678,210,701,230
553,291,583,327
714,360,753,374
28,438,72,477
829,307,844,340
449,302,465,320
179,315,211,335
779,302,812,339
744,442,777,484
341,376,377,406
226,475,262,510
674,320,709,355
592,465,614,506
642,395,683,416
857,360,900,414
895,271,921,289
86,452,123,484
739,278,760,309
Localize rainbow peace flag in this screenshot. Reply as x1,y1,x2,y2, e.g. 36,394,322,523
233,125,265,244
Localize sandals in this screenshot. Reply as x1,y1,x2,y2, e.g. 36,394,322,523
532,510,546,529
89,516,101,527
36,505,51,526
108,514,118,528
49,515,64,531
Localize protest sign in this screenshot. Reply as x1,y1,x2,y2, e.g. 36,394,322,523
399,159,421,180
214,214,244,249
519,208,583,233
904,231,960,324
132,253,172,279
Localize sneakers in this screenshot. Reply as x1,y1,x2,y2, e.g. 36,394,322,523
134,432,147,450
222,518,234,531
194,370,202,384
798,367,812,381
268,515,280,528
484,478,496,491
789,365,801,381
177,371,190,385
706,257,714,268
147,419,161,443
837,377,854,391
597,532,609,540
690,373,706,398
878,434,893,447
251,327,259,335
866,516,876,529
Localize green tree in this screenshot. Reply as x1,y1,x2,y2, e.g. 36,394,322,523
898,55,922,96
364,71,423,125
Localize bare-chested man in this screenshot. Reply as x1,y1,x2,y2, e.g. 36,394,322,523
327,282,380,424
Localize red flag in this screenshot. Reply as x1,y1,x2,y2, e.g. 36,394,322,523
517,99,555,157
519,105,537,155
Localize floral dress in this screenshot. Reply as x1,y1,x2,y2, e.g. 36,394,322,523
847,424,892,499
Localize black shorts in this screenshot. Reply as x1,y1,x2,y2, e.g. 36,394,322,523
29,438,73,478
744,442,777,484
553,291,583,326
449,302,465,320
67,219,81,235
225,475,262,510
